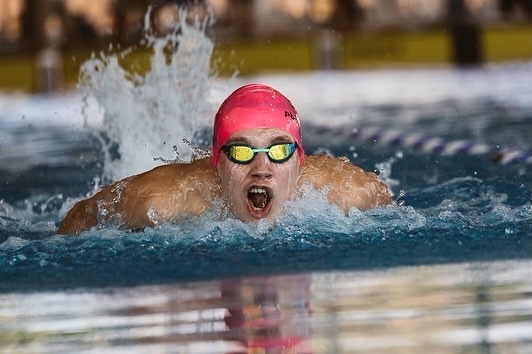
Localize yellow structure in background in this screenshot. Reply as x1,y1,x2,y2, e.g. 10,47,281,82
0,55,33,90
213,24,531,74
341,30,451,68
213,38,315,75
483,25,532,62
0,25,530,92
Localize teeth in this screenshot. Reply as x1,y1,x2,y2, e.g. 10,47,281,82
249,187,267,195
248,187,269,211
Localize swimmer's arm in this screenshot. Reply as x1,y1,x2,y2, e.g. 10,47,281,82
56,158,218,235
55,193,100,235
299,154,394,213
55,178,141,236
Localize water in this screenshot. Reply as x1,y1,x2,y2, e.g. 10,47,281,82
1,15,531,353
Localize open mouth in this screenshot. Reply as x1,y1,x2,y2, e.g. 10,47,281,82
247,186,272,217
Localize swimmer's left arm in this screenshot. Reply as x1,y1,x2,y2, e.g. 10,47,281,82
299,154,394,213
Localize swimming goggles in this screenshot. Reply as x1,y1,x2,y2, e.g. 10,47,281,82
222,142,296,164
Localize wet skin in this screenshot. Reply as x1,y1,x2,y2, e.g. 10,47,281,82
56,134,394,235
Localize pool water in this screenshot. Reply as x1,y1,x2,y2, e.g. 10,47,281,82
0,18,531,353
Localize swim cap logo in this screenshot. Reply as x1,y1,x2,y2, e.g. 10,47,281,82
285,111,297,120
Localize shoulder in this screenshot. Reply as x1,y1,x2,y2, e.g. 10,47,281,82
124,158,215,190
102,158,220,227
299,154,368,186
298,154,394,211
124,157,220,198
135,157,214,179
56,158,220,235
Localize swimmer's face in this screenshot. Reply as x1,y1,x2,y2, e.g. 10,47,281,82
216,128,302,222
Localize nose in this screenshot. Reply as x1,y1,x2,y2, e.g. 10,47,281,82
250,152,273,178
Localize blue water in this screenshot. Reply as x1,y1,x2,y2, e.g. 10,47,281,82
1,63,531,291
0,62,531,352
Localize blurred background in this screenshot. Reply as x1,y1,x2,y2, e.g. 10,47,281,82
0,0,530,93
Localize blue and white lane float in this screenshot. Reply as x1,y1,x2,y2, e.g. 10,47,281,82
307,125,532,166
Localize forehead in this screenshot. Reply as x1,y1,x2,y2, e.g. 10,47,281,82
225,128,293,145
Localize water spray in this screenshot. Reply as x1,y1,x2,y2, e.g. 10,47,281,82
78,6,216,181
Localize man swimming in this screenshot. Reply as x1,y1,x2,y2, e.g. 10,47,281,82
56,83,393,235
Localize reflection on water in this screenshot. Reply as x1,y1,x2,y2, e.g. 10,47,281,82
311,260,532,353
221,275,313,353
1,259,530,353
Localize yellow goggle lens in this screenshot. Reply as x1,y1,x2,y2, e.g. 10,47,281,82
231,146,254,161
268,144,290,160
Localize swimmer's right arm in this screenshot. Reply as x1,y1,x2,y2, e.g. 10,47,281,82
56,158,219,236
55,179,144,236
55,194,100,235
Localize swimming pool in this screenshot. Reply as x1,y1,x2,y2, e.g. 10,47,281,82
0,22,531,352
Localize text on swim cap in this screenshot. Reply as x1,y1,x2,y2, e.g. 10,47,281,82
285,111,297,120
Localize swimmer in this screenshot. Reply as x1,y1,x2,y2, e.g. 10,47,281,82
56,84,393,235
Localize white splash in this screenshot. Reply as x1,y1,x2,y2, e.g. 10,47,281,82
78,8,217,181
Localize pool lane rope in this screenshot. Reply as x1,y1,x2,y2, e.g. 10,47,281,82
307,125,532,166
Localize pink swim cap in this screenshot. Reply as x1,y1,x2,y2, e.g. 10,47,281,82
211,83,304,168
